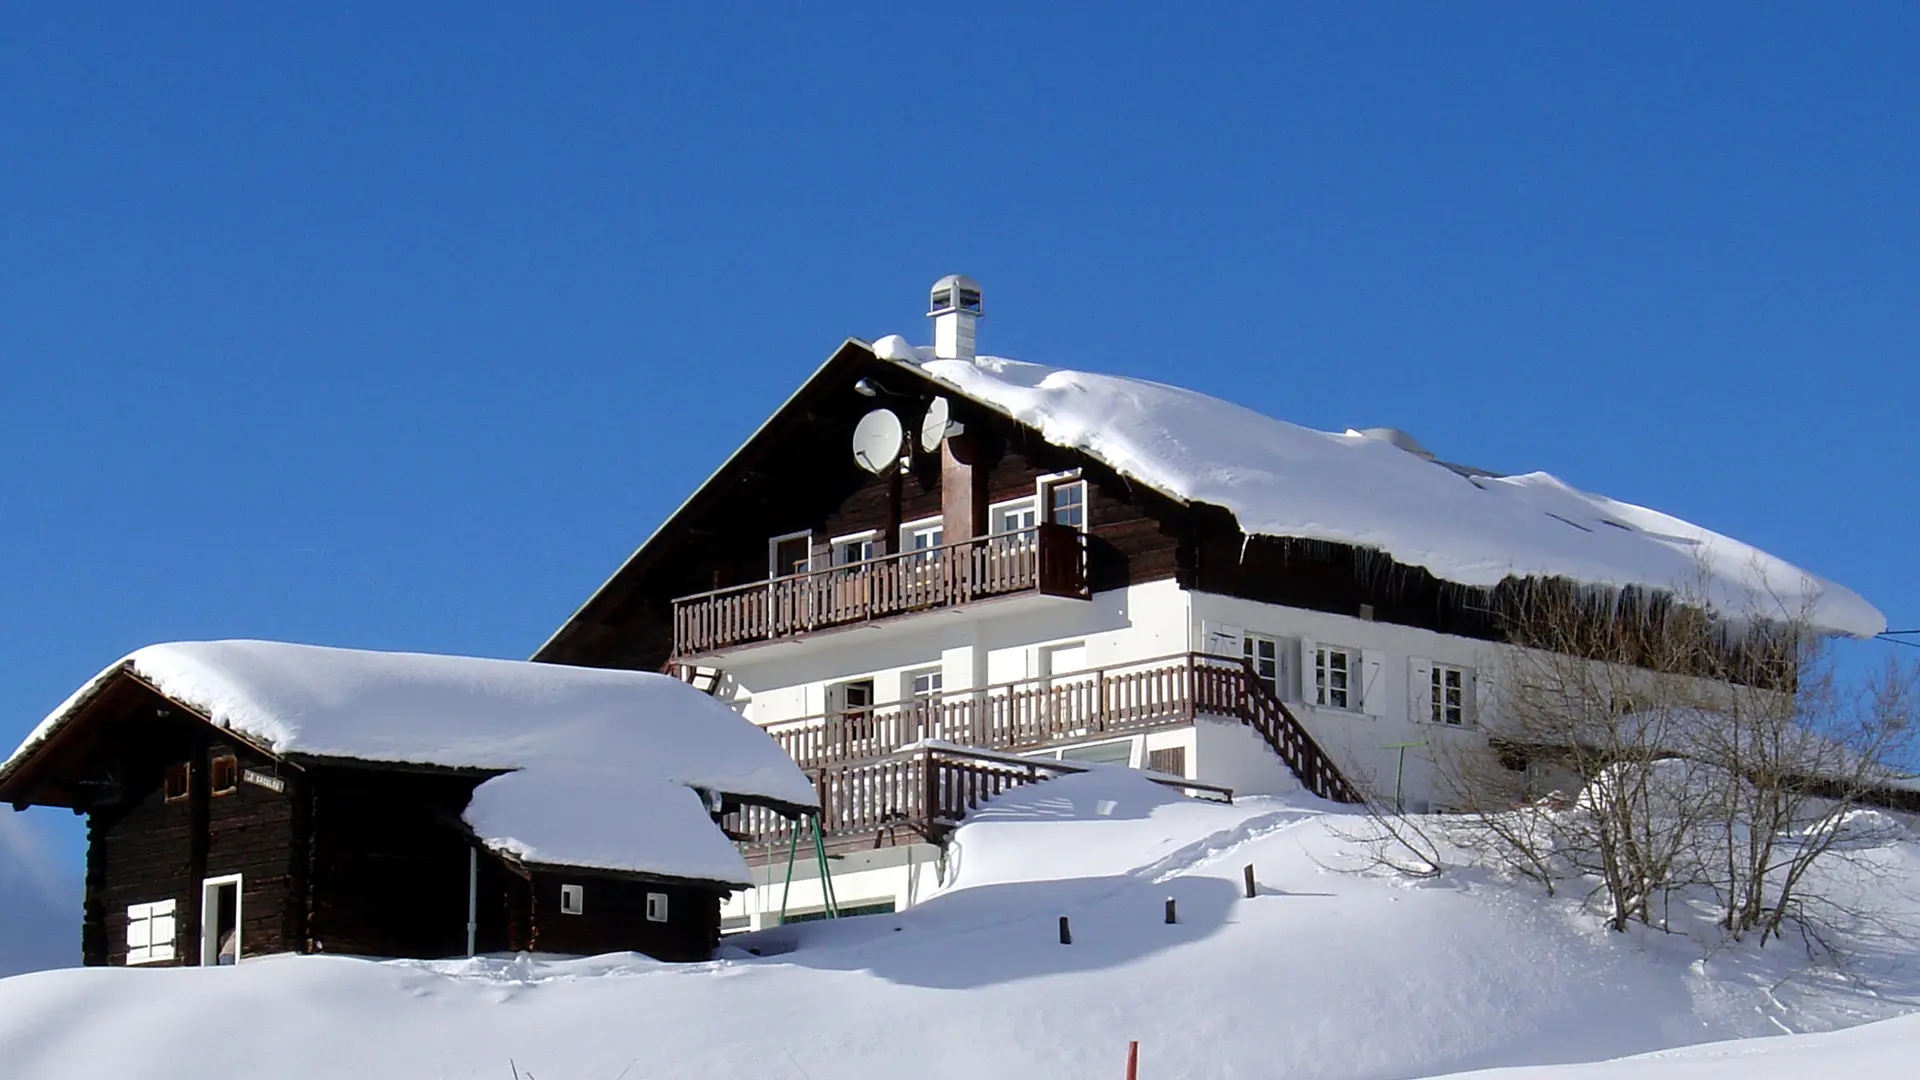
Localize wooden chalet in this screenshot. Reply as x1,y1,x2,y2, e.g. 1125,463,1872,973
0,641,818,966
529,276,1878,911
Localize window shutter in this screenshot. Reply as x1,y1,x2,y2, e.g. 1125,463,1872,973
1299,638,1320,705
1409,658,1434,725
1277,637,1301,702
1360,650,1386,716
1199,621,1243,658
1468,666,1488,727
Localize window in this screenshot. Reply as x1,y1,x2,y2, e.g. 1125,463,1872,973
645,892,669,923
126,899,177,965
1430,665,1468,726
1243,635,1280,698
769,532,812,578
1315,646,1354,710
1147,746,1187,777
560,883,585,916
209,754,238,797
163,763,190,804
1058,739,1135,766
907,667,943,703
831,531,875,567
833,679,876,738
901,518,944,555
990,498,1037,536
1044,478,1086,530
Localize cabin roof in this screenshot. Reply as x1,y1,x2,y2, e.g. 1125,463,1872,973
4,641,819,886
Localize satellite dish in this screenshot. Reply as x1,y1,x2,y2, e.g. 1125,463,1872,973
919,396,965,452
852,409,905,474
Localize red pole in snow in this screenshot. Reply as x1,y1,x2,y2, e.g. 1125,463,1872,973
1126,1040,1139,1079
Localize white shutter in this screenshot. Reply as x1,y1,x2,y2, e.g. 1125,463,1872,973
1360,650,1386,716
1468,665,1488,727
1299,638,1320,706
1199,621,1243,658
1277,637,1301,702
1409,657,1434,725
126,911,151,950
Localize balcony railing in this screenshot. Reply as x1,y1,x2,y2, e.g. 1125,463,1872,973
671,524,1088,658
759,652,1364,805
725,744,1233,855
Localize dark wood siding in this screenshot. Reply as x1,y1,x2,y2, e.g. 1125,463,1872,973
304,766,481,960
81,701,301,967
525,868,724,962
536,352,1191,672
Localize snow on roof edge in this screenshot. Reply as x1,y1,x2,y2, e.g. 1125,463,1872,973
867,339,1884,639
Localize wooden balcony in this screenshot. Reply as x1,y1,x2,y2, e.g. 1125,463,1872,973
671,524,1088,659
748,652,1361,856
725,743,1233,858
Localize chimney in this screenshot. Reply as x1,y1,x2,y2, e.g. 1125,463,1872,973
928,274,982,361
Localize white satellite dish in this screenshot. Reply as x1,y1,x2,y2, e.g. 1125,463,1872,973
852,409,905,474
920,396,965,452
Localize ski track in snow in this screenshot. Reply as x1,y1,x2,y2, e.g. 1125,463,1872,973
1130,807,1322,884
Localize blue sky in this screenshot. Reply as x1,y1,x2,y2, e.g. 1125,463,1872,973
2,4,1916,871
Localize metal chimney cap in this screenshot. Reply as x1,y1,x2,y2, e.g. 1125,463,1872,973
928,275,983,317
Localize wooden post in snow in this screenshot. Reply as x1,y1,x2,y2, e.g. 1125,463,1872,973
1059,916,1072,945
1243,863,1257,899
1125,1040,1139,1079
1164,897,1176,924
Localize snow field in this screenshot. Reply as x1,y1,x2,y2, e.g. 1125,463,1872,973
1,768,1915,1079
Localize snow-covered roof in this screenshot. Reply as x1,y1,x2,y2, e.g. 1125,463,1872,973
870,337,1883,638
5,641,818,885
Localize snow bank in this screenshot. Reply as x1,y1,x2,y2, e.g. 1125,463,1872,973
886,348,1882,637
5,641,818,884
1431,1012,1920,1080
5,771,1911,1079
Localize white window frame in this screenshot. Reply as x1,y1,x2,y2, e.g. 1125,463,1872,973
199,873,243,967
829,529,876,567
1038,472,1087,532
900,516,944,554
1314,644,1357,711
1430,663,1470,726
560,883,585,915
126,898,177,965
1243,633,1281,699
905,666,943,703
988,496,1038,537
645,892,669,923
767,530,814,578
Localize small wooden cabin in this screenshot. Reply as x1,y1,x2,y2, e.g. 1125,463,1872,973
0,641,817,967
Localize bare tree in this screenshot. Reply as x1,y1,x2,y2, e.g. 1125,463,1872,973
1433,576,1916,947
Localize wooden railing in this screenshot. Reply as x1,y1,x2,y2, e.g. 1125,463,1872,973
760,652,1363,805
671,524,1088,658
726,745,1234,852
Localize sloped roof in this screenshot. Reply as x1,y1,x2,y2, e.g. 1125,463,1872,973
5,641,818,885
868,337,1882,638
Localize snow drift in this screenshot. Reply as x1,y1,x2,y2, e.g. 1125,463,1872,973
1,770,1913,1079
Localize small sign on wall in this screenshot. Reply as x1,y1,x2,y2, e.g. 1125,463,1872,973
242,769,285,793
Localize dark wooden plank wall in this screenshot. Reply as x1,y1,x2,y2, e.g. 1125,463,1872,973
304,767,480,959
524,869,724,962
84,717,301,966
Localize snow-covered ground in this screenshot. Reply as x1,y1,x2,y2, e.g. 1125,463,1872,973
1,770,1916,1078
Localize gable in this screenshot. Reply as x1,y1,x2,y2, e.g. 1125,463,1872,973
532,341,1194,671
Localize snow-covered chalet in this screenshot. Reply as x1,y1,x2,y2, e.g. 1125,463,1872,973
0,641,818,965
533,276,1885,931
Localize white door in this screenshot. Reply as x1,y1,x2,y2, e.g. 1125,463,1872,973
200,874,243,966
